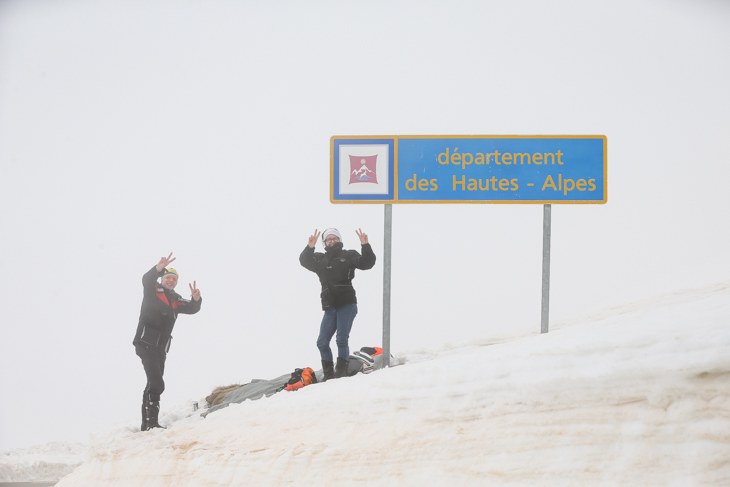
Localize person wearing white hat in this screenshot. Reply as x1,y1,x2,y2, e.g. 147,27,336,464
300,228,376,380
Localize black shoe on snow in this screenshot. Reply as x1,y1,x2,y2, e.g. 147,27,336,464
140,404,148,431
334,357,349,379
321,360,335,381
143,400,165,430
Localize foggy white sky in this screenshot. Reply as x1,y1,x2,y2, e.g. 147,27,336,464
1,0,729,451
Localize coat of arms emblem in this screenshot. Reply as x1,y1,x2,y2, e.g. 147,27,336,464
349,155,378,184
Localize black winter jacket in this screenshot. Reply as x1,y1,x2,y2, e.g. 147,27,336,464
132,266,202,355
300,242,376,310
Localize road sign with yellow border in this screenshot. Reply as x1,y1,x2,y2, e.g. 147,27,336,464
331,135,607,204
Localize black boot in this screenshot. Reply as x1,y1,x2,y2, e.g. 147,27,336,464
140,404,148,432
321,360,335,381
144,400,165,430
335,357,349,378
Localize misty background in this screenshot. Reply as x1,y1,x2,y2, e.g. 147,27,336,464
1,0,728,451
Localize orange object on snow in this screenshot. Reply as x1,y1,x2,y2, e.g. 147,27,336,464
284,367,318,391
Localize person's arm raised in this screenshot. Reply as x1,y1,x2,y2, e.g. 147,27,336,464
353,229,376,270
156,252,176,272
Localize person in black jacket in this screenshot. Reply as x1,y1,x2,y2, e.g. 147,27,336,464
300,228,376,380
133,252,202,431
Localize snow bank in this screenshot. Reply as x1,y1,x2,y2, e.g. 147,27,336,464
49,282,730,485
0,441,86,482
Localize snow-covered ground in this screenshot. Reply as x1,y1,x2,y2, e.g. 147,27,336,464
5,281,730,486
0,441,86,482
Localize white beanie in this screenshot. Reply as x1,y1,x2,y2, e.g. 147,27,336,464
322,228,342,243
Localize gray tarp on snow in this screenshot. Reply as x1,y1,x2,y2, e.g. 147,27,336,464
203,352,388,417
202,372,297,417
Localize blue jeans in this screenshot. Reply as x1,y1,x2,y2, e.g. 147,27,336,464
317,303,358,362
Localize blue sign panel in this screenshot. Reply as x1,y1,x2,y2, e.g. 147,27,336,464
331,135,607,204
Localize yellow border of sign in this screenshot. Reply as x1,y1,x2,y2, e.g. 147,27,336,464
331,135,607,204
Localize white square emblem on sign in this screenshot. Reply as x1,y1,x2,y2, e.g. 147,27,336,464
338,144,390,195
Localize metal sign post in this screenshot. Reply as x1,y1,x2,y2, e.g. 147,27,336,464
382,204,392,366
541,204,551,333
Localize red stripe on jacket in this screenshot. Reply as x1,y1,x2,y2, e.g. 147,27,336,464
156,291,170,306
156,286,188,309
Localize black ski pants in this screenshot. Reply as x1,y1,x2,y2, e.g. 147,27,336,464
136,345,166,403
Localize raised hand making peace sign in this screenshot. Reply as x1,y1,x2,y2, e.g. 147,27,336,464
189,281,201,301
307,229,321,249
356,228,369,245
155,252,176,272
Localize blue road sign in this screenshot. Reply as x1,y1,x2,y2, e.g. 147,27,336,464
331,135,607,204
